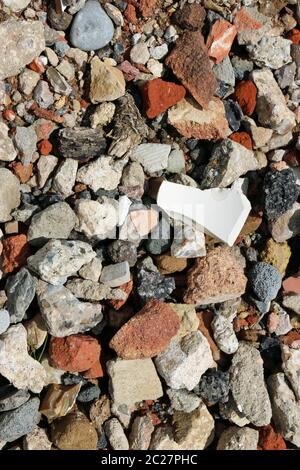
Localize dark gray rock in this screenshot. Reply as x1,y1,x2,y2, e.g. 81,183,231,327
5,268,38,323
263,169,299,221
0,385,30,412
195,369,230,405
77,383,100,403
107,240,137,267
0,397,40,442
58,127,107,161
136,268,175,304
248,262,282,302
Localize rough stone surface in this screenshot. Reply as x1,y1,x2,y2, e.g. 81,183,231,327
37,281,102,337
247,37,292,70
0,123,17,162
90,57,125,103
184,246,247,305
2,234,31,274
248,262,282,302
23,426,52,451
0,385,30,412
109,299,180,359
142,78,186,119
196,369,230,405
0,168,20,223
212,315,238,355
217,426,259,450
76,156,124,192
28,239,95,285
172,402,214,450
104,418,129,450
75,199,118,239
281,345,300,401
49,334,100,372
263,169,298,221
155,331,215,391
165,31,217,108
0,398,40,443
5,267,37,323
0,20,45,80
51,411,98,450
260,239,291,277
129,415,154,450
107,358,163,406
0,324,46,393
230,342,272,426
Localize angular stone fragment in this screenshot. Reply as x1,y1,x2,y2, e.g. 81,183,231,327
104,418,129,450
172,402,214,450
28,239,95,285
27,202,77,246
129,415,154,450
37,281,102,337
281,345,300,400
58,127,107,161
40,383,81,422
23,426,52,451
5,267,37,324
219,395,250,427
142,78,186,119
109,299,180,359
0,324,46,393
25,313,47,350
100,262,130,288
90,57,125,103
252,68,296,135
154,331,215,391
217,426,259,450
51,411,98,450
212,315,238,355
75,199,118,238
107,358,163,406
168,97,230,140
136,267,175,304
52,159,78,198
184,246,247,305
0,168,20,223
0,398,40,443
76,156,124,192
170,304,199,338
165,31,217,108
37,155,58,188
269,202,300,242
0,385,30,412
49,334,100,372
167,388,200,413
66,278,117,301
201,139,259,189
230,342,272,426
46,67,72,96
0,20,45,80
247,37,292,70
130,143,171,175
0,123,16,162
207,19,237,64
268,373,300,447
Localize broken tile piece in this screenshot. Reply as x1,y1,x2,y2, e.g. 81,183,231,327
130,144,171,175
157,181,251,246
207,19,237,64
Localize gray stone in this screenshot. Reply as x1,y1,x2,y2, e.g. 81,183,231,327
0,324,46,393
37,280,103,337
104,418,129,450
100,261,130,288
247,37,292,70
0,385,30,412
248,262,282,302
0,310,10,335
28,239,95,285
130,43,150,65
79,257,102,282
33,80,54,108
46,67,72,96
0,398,40,442
129,415,154,450
155,331,215,391
37,154,58,188
217,426,259,450
268,373,300,447
14,126,37,165
70,0,114,51
167,388,201,413
275,62,296,89
121,162,145,188
269,201,300,242
27,202,77,246
66,278,120,301
167,149,185,174
231,56,253,81
214,56,235,99
0,123,17,162
230,342,272,426
18,69,40,95
219,395,250,427
107,240,138,268
281,344,300,401
52,159,78,198
136,267,175,304
5,268,37,324
0,20,45,80
130,144,171,175
107,358,163,407
201,139,259,189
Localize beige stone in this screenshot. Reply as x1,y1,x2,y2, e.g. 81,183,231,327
90,57,125,103
173,402,215,450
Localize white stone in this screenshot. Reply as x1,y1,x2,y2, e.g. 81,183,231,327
0,310,10,335
52,159,78,197
171,220,206,258
281,344,300,401
252,68,296,135
150,44,168,60
147,59,163,77
0,324,46,393
118,195,132,226
3,0,31,11
0,122,16,162
90,102,115,128
75,199,118,238
27,239,96,285
76,156,124,192
104,418,129,450
212,314,239,354
247,37,292,70
157,181,251,247
0,168,20,222
217,426,259,450
23,427,52,450
154,331,215,391
130,144,171,175
130,43,150,64
100,261,130,287
37,155,58,188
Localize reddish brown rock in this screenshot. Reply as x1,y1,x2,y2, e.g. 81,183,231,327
197,310,220,362
83,360,105,379
49,335,101,372
172,4,206,31
134,0,157,18
142,79,186,119
258,424,286,450
168,97,229,140
109,299,180,359
281,330,300,348
9,162,33,183
165,31,217,109
108,280,133,310
234,8,263,31
206,19,237,63
233,80,257,116
184,246,247,305
288,29,300,45
2,234,31,274
125,4,137,24
229,131,253,150
282,276,300,294
38,139,53,156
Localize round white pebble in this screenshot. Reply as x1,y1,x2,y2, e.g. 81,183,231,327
0,309,10,334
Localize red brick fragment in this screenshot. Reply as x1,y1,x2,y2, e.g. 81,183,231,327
30,103,64,124
2,234,31,274
233,80,257,116
282,276,300,294
49,335,101,372
283,149,300,167
165,31,217,109
38,139,53,156
125,4,138,24
108,280,133,310
134,0,157,18
229,131,253,150
288,29,300,44
28,59,45,74
234,8,263,31
258,424,286,450
206,19,237,63
142,78,186,119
